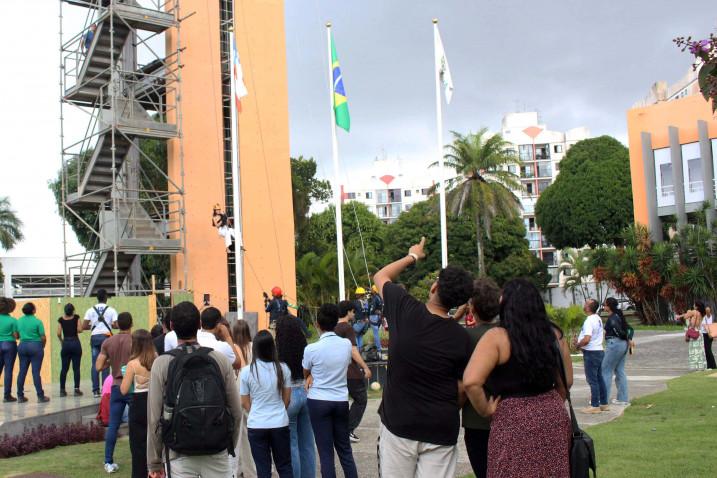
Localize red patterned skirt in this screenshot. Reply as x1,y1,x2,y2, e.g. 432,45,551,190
487,389,571,478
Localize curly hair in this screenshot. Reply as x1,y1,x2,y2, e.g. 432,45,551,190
317,303,339,331
275,315,307,381
437,266,473,310
470,278,501,321
500,278,561,388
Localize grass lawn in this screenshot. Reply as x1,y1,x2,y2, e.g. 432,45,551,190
631,324,684,331
588,371,717,477
0,436,132,478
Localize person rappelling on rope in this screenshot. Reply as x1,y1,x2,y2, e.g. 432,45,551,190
211,204,236,253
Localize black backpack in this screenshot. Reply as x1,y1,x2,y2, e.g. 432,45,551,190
160,345,235,461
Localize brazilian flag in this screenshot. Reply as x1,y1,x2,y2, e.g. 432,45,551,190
331,34,350,132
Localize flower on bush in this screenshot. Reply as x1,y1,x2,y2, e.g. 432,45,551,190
674,34,717,113
0,423,105,458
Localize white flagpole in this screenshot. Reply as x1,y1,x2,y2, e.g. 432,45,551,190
326,22,346,301
433,19,448,268
229,31,245,318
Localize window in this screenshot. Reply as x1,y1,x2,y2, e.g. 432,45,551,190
537,164,552,177
346,192,356,200
528,217,536,230
376,190,388,204
660,163,674,197
521,166,534,179
421,188,431,195
376,206,388,218
519,144,533,162
391,204,401,217
687,158,703,193
365,192,373,199
404,204,412,211
404,190,412,197
555,162,560,172
507,164,517,174
682,142,703,201
526,183,534,195
535,145,550,160
542,251,556,266
389,189,401,202
553,144,563,154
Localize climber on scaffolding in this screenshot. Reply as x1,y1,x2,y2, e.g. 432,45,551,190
211,204,236,253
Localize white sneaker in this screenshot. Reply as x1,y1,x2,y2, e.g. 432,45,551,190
611,399,631,406
349,432,360,443
104,463,119,474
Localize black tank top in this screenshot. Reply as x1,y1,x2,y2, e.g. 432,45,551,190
485,353,556,398
58,316,79,339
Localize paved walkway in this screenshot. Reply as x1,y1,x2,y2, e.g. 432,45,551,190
346,330,694,478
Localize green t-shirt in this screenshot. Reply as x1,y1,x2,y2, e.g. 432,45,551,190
0,314,18,342
17,315,45,342
462,320,498,430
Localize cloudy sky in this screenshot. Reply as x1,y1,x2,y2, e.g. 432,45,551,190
0,0,712,259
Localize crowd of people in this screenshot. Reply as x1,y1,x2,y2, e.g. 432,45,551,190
2,236,717,477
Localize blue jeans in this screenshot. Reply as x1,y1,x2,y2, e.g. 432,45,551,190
602,338,628,403
356,334,363,351
1,341,17,398
307,399,358,478
247,426,293,478
105,385,131,464
583,350,607,407
369,315,382,351
288,386,316,478
17,341,44,398
90,335,109,394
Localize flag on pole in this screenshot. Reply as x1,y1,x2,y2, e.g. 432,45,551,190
330,34,350,132
434,26,453,104
231,35,248,112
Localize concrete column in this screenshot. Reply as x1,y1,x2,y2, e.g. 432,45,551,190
642,132,662,242
698,120,715,229
669,126,687,227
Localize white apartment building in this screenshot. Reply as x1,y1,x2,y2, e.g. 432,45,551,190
341,157,434,224
501,112,591,285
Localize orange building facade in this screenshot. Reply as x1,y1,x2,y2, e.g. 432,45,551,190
168,0,295,326
627,92,717,240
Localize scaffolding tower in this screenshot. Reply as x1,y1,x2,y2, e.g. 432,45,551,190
59,0,186,297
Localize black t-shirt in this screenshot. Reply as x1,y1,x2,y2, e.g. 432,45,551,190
378,282,472,446
153,332,166,355
58,316,80,339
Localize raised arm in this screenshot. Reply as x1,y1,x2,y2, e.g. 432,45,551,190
374,237,426,299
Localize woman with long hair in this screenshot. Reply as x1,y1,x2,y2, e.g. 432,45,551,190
701,305,716,369
57,303,83,397
276,315,316,478
230,319,257,478
240,330,293,478
676,301,708,371
601,297,631,405
120,329,156,478
464,279,573,478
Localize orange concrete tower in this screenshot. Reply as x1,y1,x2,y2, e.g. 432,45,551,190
168,0,295,326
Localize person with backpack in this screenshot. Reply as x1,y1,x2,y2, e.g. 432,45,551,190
147,301,241,478
240,330,293,478
95,312,133,474
120,329,156,478
601,297,633,406
83,289,118,398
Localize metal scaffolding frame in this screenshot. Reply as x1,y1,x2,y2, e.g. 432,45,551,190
59,0,186,298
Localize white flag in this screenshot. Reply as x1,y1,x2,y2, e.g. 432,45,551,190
434,25,453,104
231,33,248,111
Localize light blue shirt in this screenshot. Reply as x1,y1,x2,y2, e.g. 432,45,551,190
240,361,291,429
302,332,352,402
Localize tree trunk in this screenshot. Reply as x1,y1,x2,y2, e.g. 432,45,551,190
476,220,486,276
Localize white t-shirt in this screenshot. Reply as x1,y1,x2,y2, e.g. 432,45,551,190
239,361,291,429
579,314,604,351
83,304,118,336
197,329,236,364
164,330,178,351
701,314,713,334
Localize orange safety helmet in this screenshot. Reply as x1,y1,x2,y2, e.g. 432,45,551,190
271,286,283,297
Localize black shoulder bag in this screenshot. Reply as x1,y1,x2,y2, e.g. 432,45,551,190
555,342,597,478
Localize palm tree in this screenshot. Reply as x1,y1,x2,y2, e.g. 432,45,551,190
431,129,521,275
0,196,23,251
558,248,604,304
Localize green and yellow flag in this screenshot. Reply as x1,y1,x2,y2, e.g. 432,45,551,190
331,34,350,132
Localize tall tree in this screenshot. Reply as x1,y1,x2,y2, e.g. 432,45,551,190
535,136,633,249
0,197,24,251
291,156,331,244
433,129,521,275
